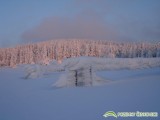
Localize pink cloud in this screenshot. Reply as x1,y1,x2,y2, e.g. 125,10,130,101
21,13,117,42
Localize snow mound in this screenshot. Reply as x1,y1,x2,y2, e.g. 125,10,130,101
24,60,64,79
23,57,160,87
53,57,160,88
24,64,44,79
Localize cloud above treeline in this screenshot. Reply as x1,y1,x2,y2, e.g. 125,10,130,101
21,10,119,42
21,0,160,43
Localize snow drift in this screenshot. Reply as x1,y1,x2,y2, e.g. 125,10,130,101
40,57,160,88
24,57,160,84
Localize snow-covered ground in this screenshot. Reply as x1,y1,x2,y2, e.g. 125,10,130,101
0,57,160,120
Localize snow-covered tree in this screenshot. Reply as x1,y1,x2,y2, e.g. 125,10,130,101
0,39,159,67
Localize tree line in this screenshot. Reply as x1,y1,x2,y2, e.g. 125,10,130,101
0,39,160,67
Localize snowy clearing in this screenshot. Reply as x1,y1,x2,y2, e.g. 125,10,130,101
0,57,160,120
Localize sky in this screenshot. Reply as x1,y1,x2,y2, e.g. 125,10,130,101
0,0,160,47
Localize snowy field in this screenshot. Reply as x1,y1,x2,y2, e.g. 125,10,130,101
0,57,160,120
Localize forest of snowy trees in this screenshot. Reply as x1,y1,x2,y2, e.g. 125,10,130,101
0,39,160,67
